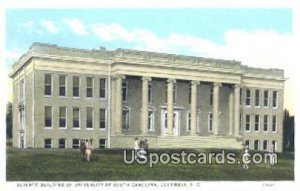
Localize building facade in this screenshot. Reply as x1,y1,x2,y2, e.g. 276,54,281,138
10,43,285,152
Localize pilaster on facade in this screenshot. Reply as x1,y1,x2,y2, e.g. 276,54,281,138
113,75,126,135
213,82,222,135
234,84,241,137
167,78,176,135
141,76,152,135
190,80,200,135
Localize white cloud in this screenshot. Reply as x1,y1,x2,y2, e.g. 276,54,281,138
63,18,88,35
40,20,59,33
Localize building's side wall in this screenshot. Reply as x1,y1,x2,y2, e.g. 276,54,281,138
32,58,110,148
12,62,34,148
241,78,284,152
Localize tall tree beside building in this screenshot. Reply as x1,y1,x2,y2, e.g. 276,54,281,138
283,109,294,152
6,102,13,138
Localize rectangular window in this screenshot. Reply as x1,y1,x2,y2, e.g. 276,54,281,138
263,90,269,107
239,89,242,105
173,84,177,104
73,108,80,128
272,91,278,108
44,74,52,96
272,115,277,132
122,109,130,130
59,106,67,128
254,115,260,132
263,140,268,151
59,75,66,96
20,79,25,102
188,86,191,104
210,87,213,106
72,139,80,149
148,82,152,103
245,89,251,106
59,138,66,149
245,115,251,132
254,140,260,150
86,77,93,97
73,76,80,97
245,140,250,149
99,139,106,149
263,115,269,132
45,106,52,127
239,114,242,131
272,140,277,152
44,139,52,148
99,78,106,98
255,90,260,107
122,81,128,101
99,108,106,129
148,110,154,131
208,113,213,132
86,107,93,129
187,112,191,132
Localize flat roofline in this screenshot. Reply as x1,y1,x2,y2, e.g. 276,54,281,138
9,42,285,80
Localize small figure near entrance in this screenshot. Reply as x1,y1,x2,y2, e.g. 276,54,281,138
241,144,250,170
134,137,139,159
144,139,149,154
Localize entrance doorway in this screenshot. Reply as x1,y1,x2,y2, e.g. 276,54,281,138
161,110,180,136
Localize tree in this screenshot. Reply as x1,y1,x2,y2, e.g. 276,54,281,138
283,109,294,152
6,102,13,139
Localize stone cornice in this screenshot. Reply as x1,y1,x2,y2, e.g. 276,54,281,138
9,43,286,82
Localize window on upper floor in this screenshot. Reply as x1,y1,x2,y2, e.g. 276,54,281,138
148,82,152,103
255,89,260,107
272,91,278,108
272,115,277,132
73,76,80,97
45,106,52,128
20,79,25,102
245,89,251,107
122,81,128,101
245,114,251,132
44,74,52,96
59,75,66,96
86,107,93,129
99,108,106,129
254,115,260,132
99,78,106,98
59,106,67,128
73,107,80,128
263,90,269,107
263,115,269,132
86,77,94,97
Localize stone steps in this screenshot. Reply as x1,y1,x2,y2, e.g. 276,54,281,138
156,135,243,149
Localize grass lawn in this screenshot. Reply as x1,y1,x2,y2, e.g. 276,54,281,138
6,147,294,181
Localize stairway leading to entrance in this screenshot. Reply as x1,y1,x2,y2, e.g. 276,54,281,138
156,135,243,149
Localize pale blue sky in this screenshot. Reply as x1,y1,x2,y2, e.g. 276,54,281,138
5,9,294,112
6,9,292,65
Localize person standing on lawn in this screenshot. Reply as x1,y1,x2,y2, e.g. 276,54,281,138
85,139,92,162
134,137,139,159
80,139,86,159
